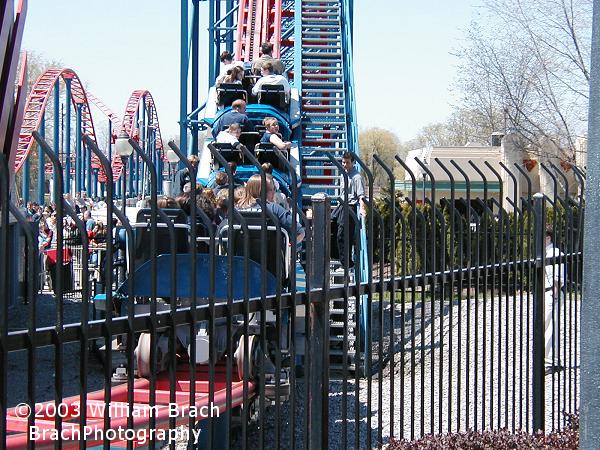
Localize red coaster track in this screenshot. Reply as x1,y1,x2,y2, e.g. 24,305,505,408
13,68,100,173
235,0,283,60
110,90,165,181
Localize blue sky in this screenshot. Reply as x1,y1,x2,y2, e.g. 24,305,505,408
21,0,480,143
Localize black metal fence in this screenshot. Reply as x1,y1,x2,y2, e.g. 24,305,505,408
0,140,583,449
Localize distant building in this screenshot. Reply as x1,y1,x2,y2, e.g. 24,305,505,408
397,133,582,210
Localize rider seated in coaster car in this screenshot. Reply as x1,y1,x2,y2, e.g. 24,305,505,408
234,173,304,244
252,62,290,109
214,123,244,163
215,50,245,84
211,99,254,138
251,42,285,76
216,122,242,145
256,117,292,168
215,61,247,108
259,117,291,151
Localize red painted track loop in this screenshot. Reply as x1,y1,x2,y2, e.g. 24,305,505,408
86,91,122,133
110,90,165,181
235,0,282,61
14,68,99,173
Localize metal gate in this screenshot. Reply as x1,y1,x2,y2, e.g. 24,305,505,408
0,142,583,449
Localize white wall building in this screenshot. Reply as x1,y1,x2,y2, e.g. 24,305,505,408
397,133,582,210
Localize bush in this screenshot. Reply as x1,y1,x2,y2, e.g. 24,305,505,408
372,192,583,286
388,414,579,449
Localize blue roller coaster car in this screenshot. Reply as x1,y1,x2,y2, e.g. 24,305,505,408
196,77,302,195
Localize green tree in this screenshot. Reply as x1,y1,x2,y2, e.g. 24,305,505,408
14,51,63,201
358,127,404,189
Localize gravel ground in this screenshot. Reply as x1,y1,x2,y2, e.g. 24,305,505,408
228,290,580,449
7,292,107,407
7,287,579,449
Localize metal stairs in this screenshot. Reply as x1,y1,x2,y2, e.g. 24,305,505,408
299,0,359,373
299,0,347,200
329,269,358,374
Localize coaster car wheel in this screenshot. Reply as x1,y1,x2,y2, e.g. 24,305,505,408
235,334,258,380
135,333,152,378
135,333,169,378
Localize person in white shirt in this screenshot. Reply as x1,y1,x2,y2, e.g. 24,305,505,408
252,62,290,101
544,225,565,371
216,123,242,145
215,50,244,85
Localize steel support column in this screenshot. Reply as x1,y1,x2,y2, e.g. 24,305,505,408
38,114,45,204
208,0,216,82
53,80,60,197
225,0,234,52
309,193,331,450
64,78,72,194
191,0,199,155
581,0,600,446
75,104,82,194
180,0,189,156
134,109,140,196
129,151,134,198
85,126,91,195
92,170,98,198
108,118,112,198
22,155,29,203
532,193,546,432
215,0,221,69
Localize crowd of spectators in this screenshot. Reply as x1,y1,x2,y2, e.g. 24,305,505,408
16,192,111,291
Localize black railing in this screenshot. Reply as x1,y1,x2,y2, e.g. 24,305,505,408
0,143,583,449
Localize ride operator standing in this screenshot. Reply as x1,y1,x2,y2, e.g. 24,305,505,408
332,152,366,270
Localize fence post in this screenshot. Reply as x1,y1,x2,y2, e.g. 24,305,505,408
581,0,600,446
532,192,546,432
309,193,331,450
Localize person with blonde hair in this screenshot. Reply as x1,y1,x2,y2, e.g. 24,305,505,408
260,117,291,151
237,174,304,243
